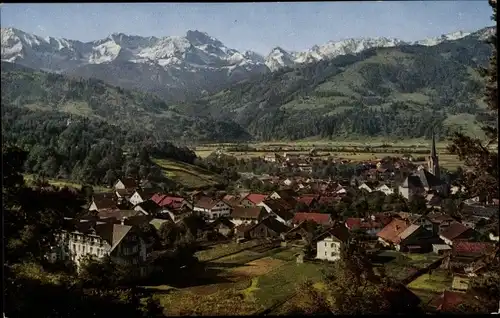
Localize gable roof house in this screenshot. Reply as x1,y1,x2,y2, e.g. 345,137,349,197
51,218,149,276
89,197,118,212
206,217,235,237
295,195,319,208
375,184,394,195
269,189,299,201
114,178,138,191
292,212,332,227
193,196,231,220
246,216,291,240
133,199,161,216
240,193,269,207
257,199,295,225
377,219,410,248
129,189,157,206
230,206,268,226
345,218,384,237
439,221,476,246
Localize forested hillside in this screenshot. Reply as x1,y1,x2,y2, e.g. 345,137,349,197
175,27,495,140
1,63,251,142
2,104,198,187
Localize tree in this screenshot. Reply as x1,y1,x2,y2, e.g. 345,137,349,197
447,0,498,201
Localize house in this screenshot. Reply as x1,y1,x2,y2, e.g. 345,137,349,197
377,219,410,248
133,200,161,216
115,188,136,203
246,216,290,239
50,218,149,275
240,193,269,207
230,206,268,226
257,199,295,225
439,222,476,246
345,217,384,237
234,223,255,240
452,241,496,261
263,153,281,163
394,224,435,252
315,224,350,261
292,212,332,227
375,184,394,195
129,190,156,206
89,197,118,212
295,195,319,208
206,217,235,237
426,213,456,234
114,178,137,191
269,189,298,200
316,237,343,262
432,244,452,255
193,197,231,220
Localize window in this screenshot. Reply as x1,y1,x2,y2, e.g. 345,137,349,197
331,243,334,248
90,247,94,254
72,244,76,251
331,252,336,256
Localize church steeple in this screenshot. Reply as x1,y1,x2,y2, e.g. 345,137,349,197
427,129,440,179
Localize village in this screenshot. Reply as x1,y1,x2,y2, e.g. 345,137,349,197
47,135,500,314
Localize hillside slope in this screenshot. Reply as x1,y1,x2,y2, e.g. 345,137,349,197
175,27,494,140
1,64,250,142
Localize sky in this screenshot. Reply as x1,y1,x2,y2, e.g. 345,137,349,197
0,2,494,55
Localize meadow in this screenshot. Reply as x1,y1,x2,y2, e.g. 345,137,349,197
152,158,224,189
193,139,466,170
146,243,330,316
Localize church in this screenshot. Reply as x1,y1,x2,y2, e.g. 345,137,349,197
398,132,448,201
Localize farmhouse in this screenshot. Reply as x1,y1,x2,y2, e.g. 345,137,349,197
114,178,137,191
133,199,161,215
89,197,118,212
129,190,156,205
240,193,269,207
257,199,295,225
230,206,268,226
292,212,332,227
246,216,290,239
377,219,410,248
206,217,235,237
193,196,231,220
438,222,476,246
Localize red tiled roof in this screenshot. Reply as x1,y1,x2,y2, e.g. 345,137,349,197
452,241,496,256
345,218,383,230
293,212,331,225
151,193,166,205
318,196,340,205
439,222,472,241
295,196,316,206
244,193,268,205
377,219,410,244
195,196,219,209
158,196,185,208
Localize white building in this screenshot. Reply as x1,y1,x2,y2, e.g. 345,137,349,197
316,237,342,262
49,218,149,275
193,197,231,220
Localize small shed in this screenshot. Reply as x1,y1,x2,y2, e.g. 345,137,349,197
433,244,452,255
451,275,470,292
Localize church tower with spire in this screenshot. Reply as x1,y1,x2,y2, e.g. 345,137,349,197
427,130,440,179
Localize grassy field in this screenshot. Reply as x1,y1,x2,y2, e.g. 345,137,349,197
194,145,464,170
148,244,327,315
407,270,452,293
372,251,442,281
152,158,223,189
23,174,112,192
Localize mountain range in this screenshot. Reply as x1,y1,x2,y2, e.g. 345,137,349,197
1,26,493,101
1,26,495,141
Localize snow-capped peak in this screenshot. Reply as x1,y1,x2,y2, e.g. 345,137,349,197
413,30,471,46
